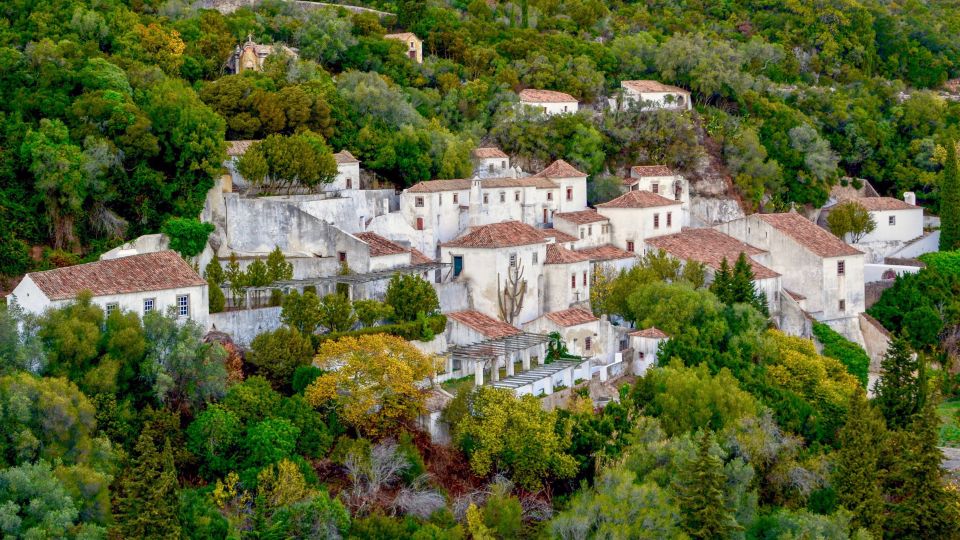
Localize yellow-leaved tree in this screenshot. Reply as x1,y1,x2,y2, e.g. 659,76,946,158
305,334,441,437
766,330,861,412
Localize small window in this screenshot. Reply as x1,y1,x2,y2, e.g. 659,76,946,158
338,251,347,263
415,196,424,207
515,191,520,202
889,215,896,226
143,298,155,314
453,193,459,204
547,192,554,201
585,337,592,351
837,261,845,275
438,194,442,206
588,225,593,236
580,228,585,239
416,217,424,230
483,194,489,204
652,183,659,194
453,255,463,276
499,192,505,203
654,213,660,229
667,212,672,227
177,295,190,317
501,160,507,168
488,163,494,172
532,252,538,264
571,274,576,289
582,271,587,286
839,299,846,311
346,178,352,189
566,187,573,201
627,241,635,252
509,253,517,267
106,303,118,316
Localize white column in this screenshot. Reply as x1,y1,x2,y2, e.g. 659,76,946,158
474,360,484,386
522,349,531,371
505,354,514,377
490,358,499,382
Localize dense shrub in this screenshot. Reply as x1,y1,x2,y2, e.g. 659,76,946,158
812,322,870,387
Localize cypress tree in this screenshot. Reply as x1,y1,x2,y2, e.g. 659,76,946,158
114,433,181,539
874,335,922,429
731,252,769,316
940,140,960,250
832,393,886,537
673,431,740,539
710,258,733,304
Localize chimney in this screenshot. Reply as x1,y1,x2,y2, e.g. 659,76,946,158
903,192,916,206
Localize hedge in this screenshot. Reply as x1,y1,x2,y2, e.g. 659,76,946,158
315,314,447,345
811,322,870,387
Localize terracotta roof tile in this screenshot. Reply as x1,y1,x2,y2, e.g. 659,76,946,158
226,140,258,157
645,229,780,280
546,307,598,327
27,251,205,301
538,228,578,243
533,159,587,179
553,209,608,225
442,221,546,249
473,147,508,159
785,289,806,301
354,232,408,257
519,89,578,103
628,327,669,339
577,244,638,261
631,165,675,177
757,213,862,258
333,150,359,164
409,248,434,265
545,244,592,264
406,176,556,193
406,179,473,193
851,197,919,212
384,32,418,41
596,190,682,209
447,310,520,339
622,80,688,93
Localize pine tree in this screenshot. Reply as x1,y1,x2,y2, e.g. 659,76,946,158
940,140,960,251
114,433,181,539
730,252,769,315
709,258,733,304
673,431,740,539
832,392,886,537
874,335,922,429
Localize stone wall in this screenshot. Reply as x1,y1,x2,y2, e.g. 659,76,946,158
865,280,895,309
209,306,283,347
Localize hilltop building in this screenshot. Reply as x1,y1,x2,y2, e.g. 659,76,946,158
384,32,422,63
518,89,579,116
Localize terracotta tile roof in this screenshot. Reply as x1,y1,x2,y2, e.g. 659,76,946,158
473,147,508,159
406,176,556,193
534,159,588,178
409,248,434,265
629,327,669,339
407,179,473,193
333,150,359,164
644,229,780,280
384,32,418,41
545,244,592,264
756,213,862,258
623,177,639,186
553,209,608,225
596,190,683,209
631,165,675,177
851,197,919,212
538,228,578,243
622,80,688,93
27,251,205,301
481,177,556,189
226,140,258,157
577,244,638,261
519,89,578,103
355,232,408,257
447,310,520,339
546,307,598,327
442,221,546,249
785,289,806,301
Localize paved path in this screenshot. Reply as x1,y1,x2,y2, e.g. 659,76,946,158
941,447,960,472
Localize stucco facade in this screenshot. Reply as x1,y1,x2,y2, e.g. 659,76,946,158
619,80,692,111
597,203,682,254
858,207,924,244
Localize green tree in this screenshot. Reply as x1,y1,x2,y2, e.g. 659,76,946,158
730,252,769,315
352,299,393,328
247,327,315,390
208,278,226,314
281,290,323,335
0,461,105,539
318,293,356,333
874,335,923,429
940,140,960,251
114,433,181,539
385,273,440,322
237,132,337,193
266,246,293,282
827,200,876,243
832,393,886,537
224,253,246,308
709,258,733,304
673,431,741,539
204,257,225,286
161,217,214,258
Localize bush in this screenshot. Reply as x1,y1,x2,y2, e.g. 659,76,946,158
161,217,214,258
385,273,440,322
292,365,324,394
208,279,225,314
812,322,870,387
247,327,315,390
315,315,446,344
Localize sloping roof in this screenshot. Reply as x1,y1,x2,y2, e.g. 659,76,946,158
354,232,408,257
577,244,638,261
538,228,578,243
546,307,598,327
853,197,920,212
631,165,675,177
27,251,205,301
447,310,520,339
553,209,608,225
519,89,578,103
545,244,592,265
628,327,669,339
441,221,546,249
473,147,508,159
785,289,806,301
407,179,473,193
534,159,588,179
226,140,258,157
756,213,862,258
481,177,557,189
333,150,359,164
644,229,780,280
622,80,688,93
406,176,556,193
596,190,683,209
409,248,434,265
384,32,418,41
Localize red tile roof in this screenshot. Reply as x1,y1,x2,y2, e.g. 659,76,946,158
629,327,669,339
546,307,598,327
406,176,557,193
355,232,408,257
538,228,578,243
785,289,806,301
384,32,418,41
622,80,688,93
27,251,206,301
553,209,608,225
596,190,682,209
756,213,862,258
545,244,592,265
473,147,508,159
534,159,587,179
519,89,578,103
407,179,473,193
442,221,546,249
226,140,258,157
631,165,675,177
447,310,520,338
644,229,780,280
577,244,638,261
409,248,434,265
333,150,359,164
851,197,919,212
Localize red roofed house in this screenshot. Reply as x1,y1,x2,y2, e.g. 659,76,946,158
625,164,690,226
716,212,866,338
552,210,611,249
11,251,209,327
472,147,512,178
829,195,924,246
619,80,692,111
518,89,579,116
542,244,592,313
445,310,549,387
525,306,602,357
384,32,422,63
596,190,683,254
628,327,669,375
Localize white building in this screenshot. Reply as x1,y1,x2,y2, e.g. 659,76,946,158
553,210,611,249
472,147,512,179
384,32,423,63
542,244,592,313
518,89,579,116
619,80,692,111
715,211,865,336
9,251,209,327
847,196,924,244
596,190,683,254
624,165,691,226
628,327,669,375
525,307,601,358
329,151,361,192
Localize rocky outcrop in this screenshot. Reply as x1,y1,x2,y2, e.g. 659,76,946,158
687,122,746,225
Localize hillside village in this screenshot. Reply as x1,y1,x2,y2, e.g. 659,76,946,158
1,0,959,538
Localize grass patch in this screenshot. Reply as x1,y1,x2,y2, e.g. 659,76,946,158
938,400,960,447
441,374,475,396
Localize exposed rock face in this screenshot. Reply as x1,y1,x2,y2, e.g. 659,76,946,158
687,126,747,226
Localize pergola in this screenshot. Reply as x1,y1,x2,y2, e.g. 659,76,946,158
448,332,553,386
241,262,449,299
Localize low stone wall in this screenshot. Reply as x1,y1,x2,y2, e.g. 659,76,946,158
208,307,282,347
865,280,895,309
435,281,472,313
